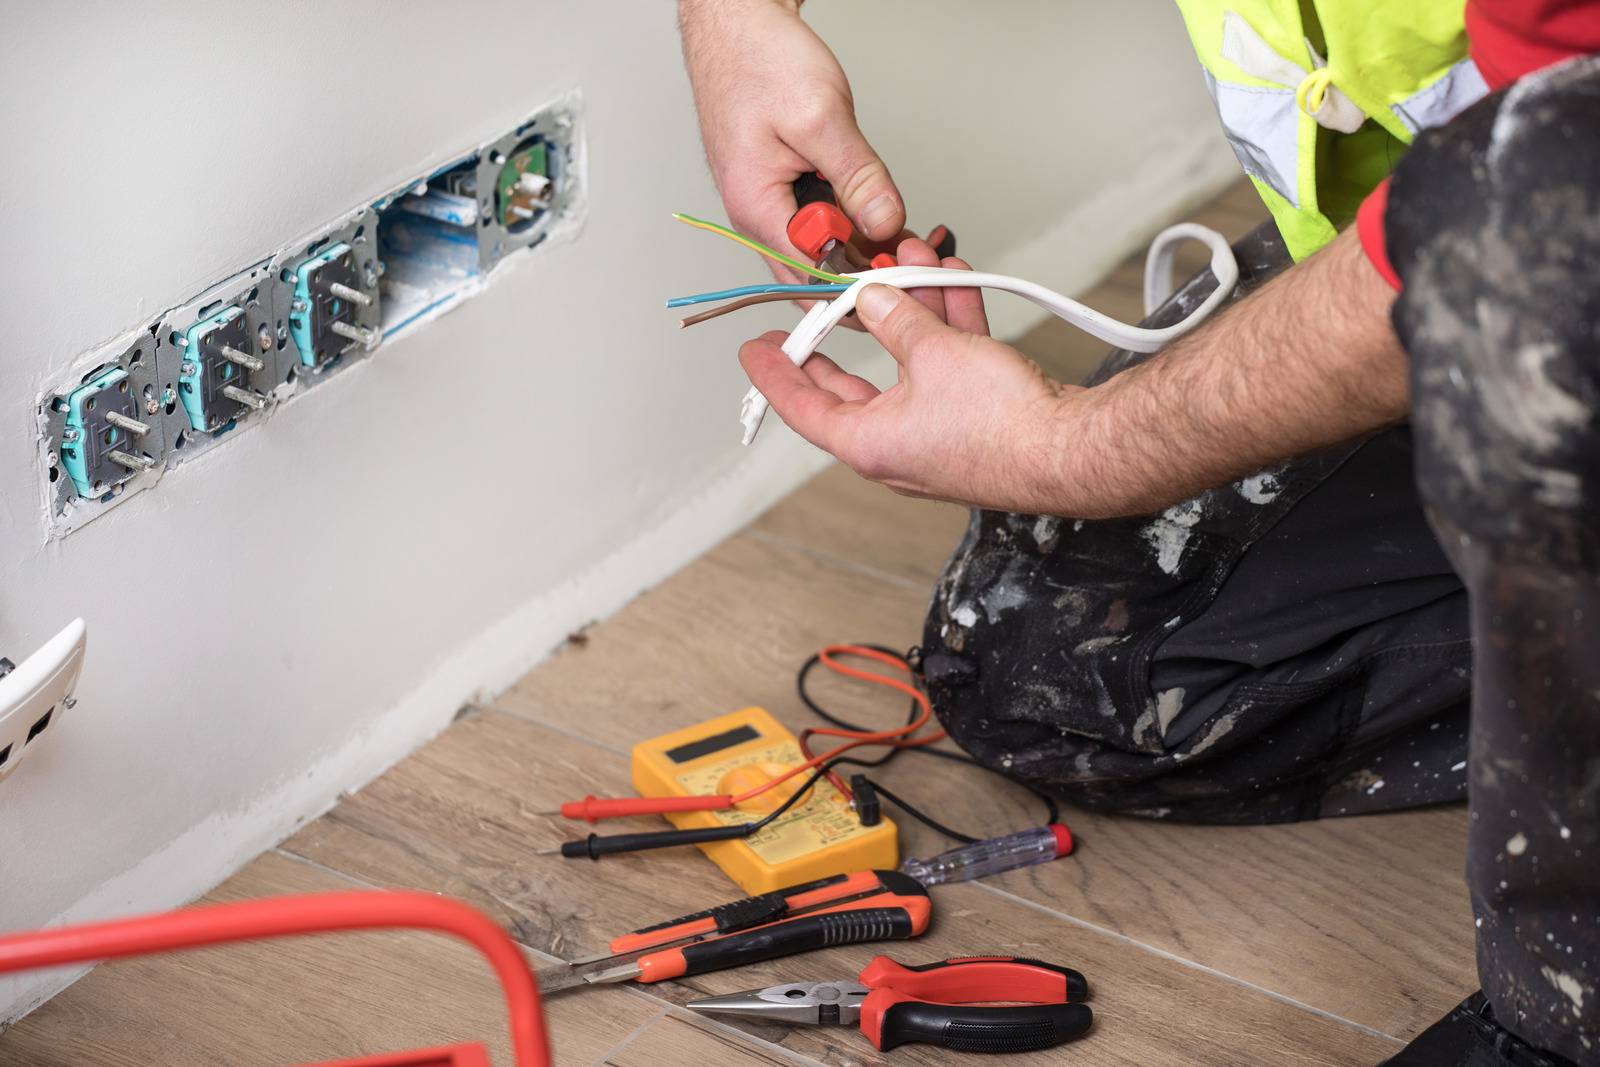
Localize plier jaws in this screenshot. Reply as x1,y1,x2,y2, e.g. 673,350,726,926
688,980,871,1025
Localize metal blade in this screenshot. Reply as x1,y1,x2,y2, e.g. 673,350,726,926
687,981,868,1026
533,961,643,997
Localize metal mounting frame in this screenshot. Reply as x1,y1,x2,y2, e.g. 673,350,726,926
39,332,165,528
38,90,584,539
471,97,582,272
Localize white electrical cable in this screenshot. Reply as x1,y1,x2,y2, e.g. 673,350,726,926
739,222,1239,445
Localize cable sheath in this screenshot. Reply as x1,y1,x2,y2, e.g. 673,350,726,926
740,223,1240,444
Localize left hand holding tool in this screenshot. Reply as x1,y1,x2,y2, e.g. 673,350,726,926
688,954,1093,1054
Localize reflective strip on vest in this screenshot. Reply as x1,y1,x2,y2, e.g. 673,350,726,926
1390,56,1489,135
1202,70,1301,207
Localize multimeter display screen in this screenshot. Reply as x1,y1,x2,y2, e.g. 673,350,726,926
664,724,761,764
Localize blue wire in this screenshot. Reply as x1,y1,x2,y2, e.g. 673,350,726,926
665,283,850,309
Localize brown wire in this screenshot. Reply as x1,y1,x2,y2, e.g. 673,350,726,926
677,291,823,328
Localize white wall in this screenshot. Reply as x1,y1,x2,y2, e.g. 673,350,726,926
0,0,1235,1021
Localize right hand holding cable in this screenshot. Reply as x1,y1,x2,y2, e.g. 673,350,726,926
678,0,907,281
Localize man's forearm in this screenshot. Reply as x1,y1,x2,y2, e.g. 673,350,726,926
1054,228,1408,517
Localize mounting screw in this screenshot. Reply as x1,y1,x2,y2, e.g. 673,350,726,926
180,361,197,376
276,324,288,344
364,263,379,288
161,387,176,408
291,298,307,313
257,323,274,352
61,427,80,443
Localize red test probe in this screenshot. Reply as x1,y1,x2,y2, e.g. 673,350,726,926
540,645,945,859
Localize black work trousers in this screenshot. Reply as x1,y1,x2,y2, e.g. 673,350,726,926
921,55,1599,1062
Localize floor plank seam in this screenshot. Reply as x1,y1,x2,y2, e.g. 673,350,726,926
476,702,632,758
653,1004,833,1067
270,847,383,890
744,529,936,594
974,882,1407,1047
586,1006,669,1067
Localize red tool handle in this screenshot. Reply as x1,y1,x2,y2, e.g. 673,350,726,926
787,202,854,262
858,954,1089,1004
0,891,550,1067
610,869,885,955
860,990,1093,1053
638,904,928,984
786,172,957,265
559,794,734,822
306,1047,492,1067
635,871,932,983
787,172,853,262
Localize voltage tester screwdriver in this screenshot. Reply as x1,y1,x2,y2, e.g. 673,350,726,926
899,824,1075,887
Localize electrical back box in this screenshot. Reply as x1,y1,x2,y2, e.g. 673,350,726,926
631,707,899,894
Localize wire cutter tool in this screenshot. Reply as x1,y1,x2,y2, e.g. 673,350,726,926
689,954,1093,1053
787,172,957,278
535,870,931,994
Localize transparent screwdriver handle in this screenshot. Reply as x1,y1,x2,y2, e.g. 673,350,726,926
899,825,1073,887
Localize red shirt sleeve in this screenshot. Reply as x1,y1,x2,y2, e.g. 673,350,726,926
1356,178,1400,290
1356,0,1600,289
1467,0,1600,89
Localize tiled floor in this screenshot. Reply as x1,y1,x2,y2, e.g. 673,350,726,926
0,184,1478,1066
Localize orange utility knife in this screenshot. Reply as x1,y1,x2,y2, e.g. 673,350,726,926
535,870,931,994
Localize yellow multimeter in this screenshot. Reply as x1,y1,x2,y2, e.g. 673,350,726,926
630,706,899,894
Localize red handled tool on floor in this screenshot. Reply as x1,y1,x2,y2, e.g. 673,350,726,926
0,891,552,1067
534,869,931,994
786,172,956,277
688,954,1093,1054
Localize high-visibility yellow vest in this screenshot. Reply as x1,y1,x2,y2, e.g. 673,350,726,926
1174,1,1488,259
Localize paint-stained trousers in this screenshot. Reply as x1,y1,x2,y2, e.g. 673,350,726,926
920,56,1600,1062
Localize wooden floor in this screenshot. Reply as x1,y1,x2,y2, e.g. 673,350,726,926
0,184,1477,1066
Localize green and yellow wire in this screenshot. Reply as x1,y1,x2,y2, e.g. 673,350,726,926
671,212,853,284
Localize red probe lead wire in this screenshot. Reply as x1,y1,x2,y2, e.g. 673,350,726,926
555,644,943,822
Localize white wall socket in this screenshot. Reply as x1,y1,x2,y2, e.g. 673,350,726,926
0,619,87,780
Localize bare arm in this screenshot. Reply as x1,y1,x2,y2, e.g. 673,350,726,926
739,227,1408,518
1055,227,1408,516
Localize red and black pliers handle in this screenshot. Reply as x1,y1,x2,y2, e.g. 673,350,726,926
690,954,1092,1053
857,955,1091,1052
787,172,956,276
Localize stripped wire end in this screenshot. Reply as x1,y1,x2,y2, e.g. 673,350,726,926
671,212,853,284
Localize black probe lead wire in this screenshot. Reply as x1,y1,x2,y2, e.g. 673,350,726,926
556,761,843,859
795,646,1061,838
559,648,1064,859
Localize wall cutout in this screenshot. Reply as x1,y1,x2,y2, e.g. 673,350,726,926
37,92,584,539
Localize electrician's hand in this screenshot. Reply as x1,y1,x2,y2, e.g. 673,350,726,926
739,239,1087,513
678,0,906,282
